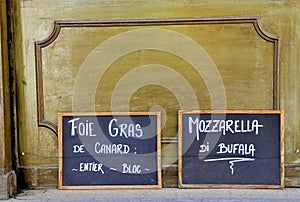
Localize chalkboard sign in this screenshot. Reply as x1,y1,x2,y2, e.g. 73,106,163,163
58,112,161,189
178,110,284,189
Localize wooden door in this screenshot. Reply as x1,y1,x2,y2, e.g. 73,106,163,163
9,0,300,188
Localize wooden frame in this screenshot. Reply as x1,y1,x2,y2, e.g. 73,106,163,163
178,110,284,189
35,16,280,135
58,111,162,190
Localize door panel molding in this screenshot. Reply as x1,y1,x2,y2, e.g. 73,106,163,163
34,16,280,136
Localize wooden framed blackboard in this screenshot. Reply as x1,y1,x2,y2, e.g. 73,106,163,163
178,110,284,189
58,112,161,189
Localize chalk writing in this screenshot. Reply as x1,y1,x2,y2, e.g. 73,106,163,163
68,118,96,136
204,157,255,175
108,119,143,138
94,142,130,154
122,163,142,174
217,143,255,157
79,162,105,174
188,117,263,140
73,144,85,153
199,142,210,153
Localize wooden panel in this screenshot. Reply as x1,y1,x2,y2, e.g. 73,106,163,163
0,0,12,175
35,18,278,134
17,167,58,189
285,164,300,188
18,164,300,189
0,0,16,198
295,0,300,165
13,0,300,188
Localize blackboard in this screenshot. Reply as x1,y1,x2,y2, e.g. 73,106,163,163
178,110,284,189
58,112,161,189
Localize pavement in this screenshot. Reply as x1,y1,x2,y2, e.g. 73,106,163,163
3,188,300,202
